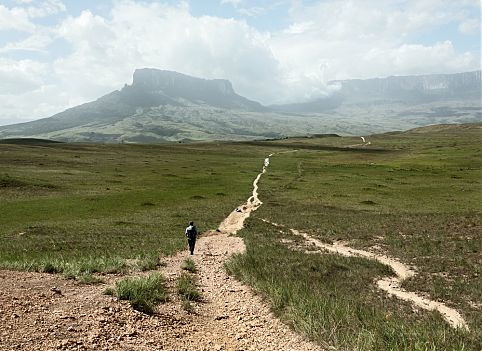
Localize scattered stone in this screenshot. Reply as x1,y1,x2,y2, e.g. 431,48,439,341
50,287,62,295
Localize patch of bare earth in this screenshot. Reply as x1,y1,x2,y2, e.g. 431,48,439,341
0,155,321,350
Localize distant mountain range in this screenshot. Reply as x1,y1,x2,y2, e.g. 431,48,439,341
0,69,480,142
272,70,481,113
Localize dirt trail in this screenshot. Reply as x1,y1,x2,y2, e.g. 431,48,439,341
0,155,321,351
263,219,468,330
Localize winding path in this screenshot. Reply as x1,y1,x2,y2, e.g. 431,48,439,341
0,152,468,351
262,221,468,330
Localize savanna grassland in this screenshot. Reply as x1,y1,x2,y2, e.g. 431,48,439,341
226,123,482,350
0,140,269,277
1,123,481,350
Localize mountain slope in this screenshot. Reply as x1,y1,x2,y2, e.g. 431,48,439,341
0,69,480,142
0,69,267,142
272,70,482,113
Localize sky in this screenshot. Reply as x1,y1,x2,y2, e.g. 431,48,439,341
0,0,480,126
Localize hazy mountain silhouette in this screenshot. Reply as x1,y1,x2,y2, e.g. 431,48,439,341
0,69,480,142
272,70,481,113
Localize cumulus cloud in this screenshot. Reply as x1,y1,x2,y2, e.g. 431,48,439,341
0,0,480,124
0,58,47,94
0,5,35,32
53,1,280,103
269,0,480,102
459,18,481,34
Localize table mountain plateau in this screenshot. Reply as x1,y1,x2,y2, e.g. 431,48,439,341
0,69,480,142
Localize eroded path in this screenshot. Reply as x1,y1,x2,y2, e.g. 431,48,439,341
0,155,321,351
263,219,468,330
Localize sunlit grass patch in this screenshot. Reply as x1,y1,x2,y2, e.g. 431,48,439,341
181,258,197,273
135,254,163,271
112,272,169,314
177,272,202,303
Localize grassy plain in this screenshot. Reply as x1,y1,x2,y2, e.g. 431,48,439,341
1,123,480,350
227,123,481,350
0,141,268,277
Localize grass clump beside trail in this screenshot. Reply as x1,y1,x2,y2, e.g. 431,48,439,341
135,253,164,272
177,269,202,312
0,142,271,275
181,258,197,273
177,273,202,302
108,272,169,314
228,123,481,350
3,255,128,280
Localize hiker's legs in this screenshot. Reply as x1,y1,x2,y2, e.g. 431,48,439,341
188,238,196,254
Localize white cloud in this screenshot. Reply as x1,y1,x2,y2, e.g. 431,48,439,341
270,0,480,101
459,18,481,34
0,1,65,32
0,31,54,52
0,0,480,124
53,2,280,103
0,5,35,32
24,0,66,18
220,0,242,6
0,58,47,94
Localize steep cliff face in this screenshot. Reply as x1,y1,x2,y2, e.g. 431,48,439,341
132,69,235,96
0,69,266,138
273,71,482,112
332,70,482,102
0,69,479,142
121,68,264,110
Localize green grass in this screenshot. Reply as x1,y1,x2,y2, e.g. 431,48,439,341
177,272,202,302
135,253,163,271
1,123,481,349
0,142,271,274
76,273,104,285
181,258,197,273
228,123,481,350
177,271,202,312
111,272,169,314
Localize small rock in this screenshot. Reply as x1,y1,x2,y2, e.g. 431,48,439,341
50,287,62,295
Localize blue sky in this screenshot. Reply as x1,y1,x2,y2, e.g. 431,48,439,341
0,0,480,125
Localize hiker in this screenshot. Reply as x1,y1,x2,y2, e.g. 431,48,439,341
185,221,198,255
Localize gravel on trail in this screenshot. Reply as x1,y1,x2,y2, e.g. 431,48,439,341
0,232,321,351
0,154,322,350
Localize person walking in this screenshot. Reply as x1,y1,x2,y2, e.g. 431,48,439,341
185,221,198,255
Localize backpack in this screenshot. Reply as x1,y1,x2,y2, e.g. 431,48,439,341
186,226,197,240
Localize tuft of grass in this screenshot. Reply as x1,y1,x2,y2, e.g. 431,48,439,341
135,254,162,271
3,256,128,278
113,272,169,314
77,273,104,285
177,272,202,303
104,287,115,296
0,174,30,188
181,258,197,273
